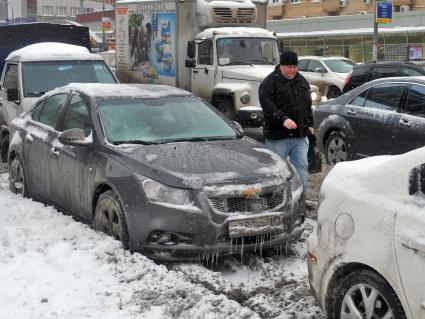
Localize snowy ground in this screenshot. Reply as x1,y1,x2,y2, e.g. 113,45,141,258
0,163,323,318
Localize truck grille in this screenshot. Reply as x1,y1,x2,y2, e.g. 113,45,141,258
237,8,255,19
213,8,233,19
208,188,287,214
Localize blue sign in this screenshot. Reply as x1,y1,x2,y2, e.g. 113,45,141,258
376,1,393,23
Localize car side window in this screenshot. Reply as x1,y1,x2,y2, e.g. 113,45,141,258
348,89,368,107
401,67,425,77
31,100,46,122
405,84,425,118
298,59,308,71
60,94,92,136
307,60,323,72
364,83,405,111
197,40,213,65
37,93,68,128
3,64,18,90
370,67,399,81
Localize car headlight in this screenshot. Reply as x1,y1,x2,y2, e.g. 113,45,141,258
310,91,318,102
140,177,193,206
240,92,251,104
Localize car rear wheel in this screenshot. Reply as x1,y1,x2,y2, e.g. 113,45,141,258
327,86,342,99
94,190,129,249
1,134,9,163
325,131,349,164
9,155,29,197
330,269,406,319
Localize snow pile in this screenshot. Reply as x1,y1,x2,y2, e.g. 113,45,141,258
0,172,260,319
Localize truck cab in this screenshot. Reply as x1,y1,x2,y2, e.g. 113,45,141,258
0,42,118,162
186,28,280,127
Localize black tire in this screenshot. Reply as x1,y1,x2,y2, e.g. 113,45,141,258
9,154,29,197
1,134,9,163
216,99,236,121
327,86,342,100
94,190,130,249
329,269,406,319
325,131,350,165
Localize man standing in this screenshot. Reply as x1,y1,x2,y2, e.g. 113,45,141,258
259,50,313,192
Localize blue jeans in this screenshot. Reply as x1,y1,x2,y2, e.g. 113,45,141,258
265,137,309,192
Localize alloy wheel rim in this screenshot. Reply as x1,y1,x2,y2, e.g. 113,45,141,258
327,136,347,164
10,159,25,196
95,197,122,240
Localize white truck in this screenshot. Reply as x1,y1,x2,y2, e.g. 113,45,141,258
0,24,119,162
114,0,319,127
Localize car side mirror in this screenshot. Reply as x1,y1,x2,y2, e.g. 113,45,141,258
315,67,326,74
187,41,195,59
409,163,425,195
185,58,196,68
58,128,92,147
7,88,19,102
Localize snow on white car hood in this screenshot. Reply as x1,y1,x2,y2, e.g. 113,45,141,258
222,65,275,82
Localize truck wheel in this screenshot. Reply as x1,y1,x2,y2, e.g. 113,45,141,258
94,190,130,249
1,134,9,163
217,99,236,121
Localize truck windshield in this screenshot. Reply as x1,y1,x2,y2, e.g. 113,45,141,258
22,61,117,97
217,37,279,66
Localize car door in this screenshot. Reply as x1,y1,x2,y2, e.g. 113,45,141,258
51,93,96,220
303,59,327,93
345,83,405,157
398,83,425,153
393,164,425,319
23,93,68,201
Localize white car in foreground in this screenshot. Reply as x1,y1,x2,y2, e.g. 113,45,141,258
307,147,425,319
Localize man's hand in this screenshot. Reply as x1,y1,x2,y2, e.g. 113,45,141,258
283,118,297,129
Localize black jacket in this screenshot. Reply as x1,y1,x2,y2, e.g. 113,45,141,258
259,65,313,139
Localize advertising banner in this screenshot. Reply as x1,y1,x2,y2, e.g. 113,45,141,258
116,2,176,86
376,1,393,23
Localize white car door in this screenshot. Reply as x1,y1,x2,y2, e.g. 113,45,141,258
393,164,425,318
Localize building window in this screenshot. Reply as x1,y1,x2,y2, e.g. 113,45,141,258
311,0,320,2
42,6,54,16
290,0,302,3
71,7,80,16
57,6,67,16
84,8,94,13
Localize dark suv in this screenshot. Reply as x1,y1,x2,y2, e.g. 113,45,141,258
342,60,425,93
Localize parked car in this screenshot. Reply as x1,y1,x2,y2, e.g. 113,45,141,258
342,60,425,93
298,56,356,99
307,147,425,319
314,76,425,164
8,83,306,260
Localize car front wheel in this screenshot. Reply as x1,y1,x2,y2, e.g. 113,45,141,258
325,131,349,164
330,269,406,319
9,155,29,197
94,190,129,249
327,86,342,99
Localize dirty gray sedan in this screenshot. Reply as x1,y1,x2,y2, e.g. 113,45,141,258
8,83,305,260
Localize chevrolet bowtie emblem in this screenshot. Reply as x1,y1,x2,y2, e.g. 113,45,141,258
241,187,262,197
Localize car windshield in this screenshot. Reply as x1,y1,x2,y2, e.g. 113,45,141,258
217,37,279,66
97,96,239,144
22,61,117,98
323,59,356,73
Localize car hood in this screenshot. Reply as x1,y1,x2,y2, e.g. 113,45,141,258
222,65,275,82
110,138,292,189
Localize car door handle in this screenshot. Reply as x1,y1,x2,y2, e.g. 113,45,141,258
399,118,412,128
401,236,425,253
50,147,60,158
346,109,356,115
193,70,199,74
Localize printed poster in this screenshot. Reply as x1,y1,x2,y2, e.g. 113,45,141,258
116,2,176,86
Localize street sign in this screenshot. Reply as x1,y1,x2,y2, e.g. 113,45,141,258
376,1,393,23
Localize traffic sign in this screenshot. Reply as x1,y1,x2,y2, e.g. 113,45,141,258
376,1,393,23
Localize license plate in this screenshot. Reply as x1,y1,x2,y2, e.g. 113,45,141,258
228,213,287,238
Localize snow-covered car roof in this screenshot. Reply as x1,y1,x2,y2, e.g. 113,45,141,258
48,83,192,100
6,42,103,62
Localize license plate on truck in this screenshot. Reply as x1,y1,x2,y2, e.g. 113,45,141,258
228,213,287,238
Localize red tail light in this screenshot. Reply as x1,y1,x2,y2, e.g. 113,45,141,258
343,72,351,88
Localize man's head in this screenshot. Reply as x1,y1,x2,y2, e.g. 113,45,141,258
279,51,298,80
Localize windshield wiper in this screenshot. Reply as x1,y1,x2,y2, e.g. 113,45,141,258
156,136,240,143
112,140,157,145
